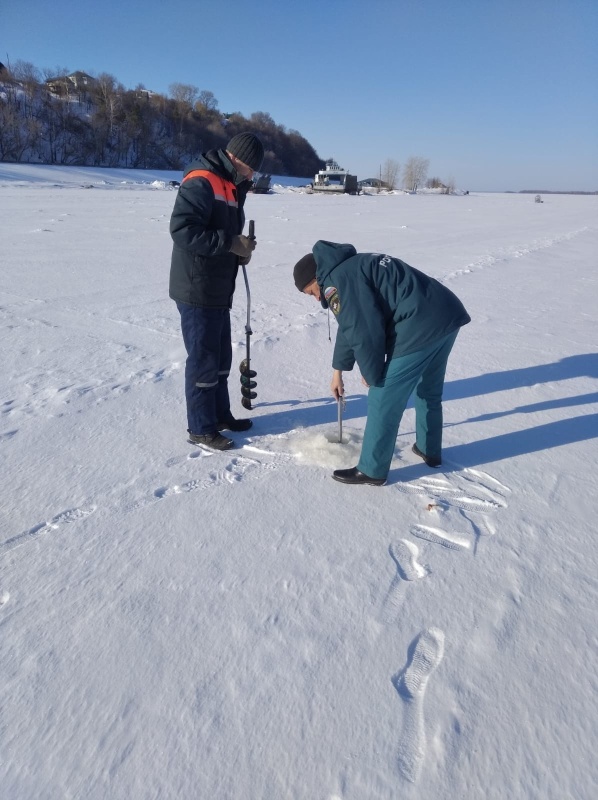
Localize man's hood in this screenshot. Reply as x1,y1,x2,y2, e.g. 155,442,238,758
183,150,226,179
182,149,252,190
313,241,357,307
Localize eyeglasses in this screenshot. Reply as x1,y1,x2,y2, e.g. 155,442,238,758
232,156,254,179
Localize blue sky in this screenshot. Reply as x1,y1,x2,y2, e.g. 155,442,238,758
2,0,597,190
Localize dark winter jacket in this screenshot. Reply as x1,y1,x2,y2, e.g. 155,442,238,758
313,241,471,386
169,150,251,308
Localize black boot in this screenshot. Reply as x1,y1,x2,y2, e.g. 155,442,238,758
332,467,386,486
188,431,235,451
217,416,253,432
412,443,441,468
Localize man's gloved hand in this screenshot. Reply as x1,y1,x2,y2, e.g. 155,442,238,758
230,235,256,259
238,253,252,266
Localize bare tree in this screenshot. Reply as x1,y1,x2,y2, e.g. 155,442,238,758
196,90,218,112
169,83,199,108
0,102,28,160
381,158,400,189
89,73,123,164
9,60,41,85
42,66,70,81
403,156,429,192
426,176,443,189
168,83,199,150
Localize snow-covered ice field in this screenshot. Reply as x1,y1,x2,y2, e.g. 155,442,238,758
1,164,597,799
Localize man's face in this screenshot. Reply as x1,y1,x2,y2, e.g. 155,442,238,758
228,153,255,181
303,279,321,301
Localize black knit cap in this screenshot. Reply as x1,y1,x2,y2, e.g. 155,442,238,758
226,132,265,172
293,253,317,291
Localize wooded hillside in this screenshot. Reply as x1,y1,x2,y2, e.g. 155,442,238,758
0,62,323,176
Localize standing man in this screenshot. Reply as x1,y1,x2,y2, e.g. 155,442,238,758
170,132,264,451
293,241,471,485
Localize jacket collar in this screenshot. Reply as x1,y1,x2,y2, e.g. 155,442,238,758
313,241,357,307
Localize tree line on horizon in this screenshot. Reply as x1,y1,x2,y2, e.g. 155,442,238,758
0,60,324,176
379,157,457,194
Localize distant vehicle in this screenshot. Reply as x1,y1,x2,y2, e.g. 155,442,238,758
358,178,391,190
312,159,358,194
250,174,271,194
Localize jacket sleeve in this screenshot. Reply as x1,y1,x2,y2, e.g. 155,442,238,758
332,326,356,372
335,278,388,386
169,178,233,255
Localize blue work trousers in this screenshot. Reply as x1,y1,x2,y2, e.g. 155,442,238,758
177,302,232,435
357,331,459,479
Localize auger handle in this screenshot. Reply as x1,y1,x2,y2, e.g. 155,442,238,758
240,219,255,410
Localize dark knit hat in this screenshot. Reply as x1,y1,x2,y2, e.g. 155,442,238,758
226,132,265,172
293,253,317,291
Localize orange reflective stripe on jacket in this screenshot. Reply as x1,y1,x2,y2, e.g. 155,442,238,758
181,169,238,208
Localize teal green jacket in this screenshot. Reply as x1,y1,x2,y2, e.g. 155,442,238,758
313,241,471,386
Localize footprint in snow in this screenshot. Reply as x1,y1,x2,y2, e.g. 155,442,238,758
165,448,214,468
396,466,509,513
391,539,428,581
410,524,471,551
393,627,445,783
0,505,97,555
152,451,290,501
381,540,428,623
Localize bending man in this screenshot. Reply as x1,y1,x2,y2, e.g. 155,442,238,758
293,241,471,485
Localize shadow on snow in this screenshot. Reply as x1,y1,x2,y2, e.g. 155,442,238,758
251,353,598,478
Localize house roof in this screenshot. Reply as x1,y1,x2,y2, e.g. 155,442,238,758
46,71,95,86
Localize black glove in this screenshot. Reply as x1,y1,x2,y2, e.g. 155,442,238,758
238,253,252,266
230,235,256,259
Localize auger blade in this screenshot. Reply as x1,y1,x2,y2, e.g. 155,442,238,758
239,359,257,378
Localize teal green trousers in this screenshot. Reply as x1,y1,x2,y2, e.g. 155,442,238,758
357,331,459,479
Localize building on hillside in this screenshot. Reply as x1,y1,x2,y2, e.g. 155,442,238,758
134,88,158,101
46,71,95,95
